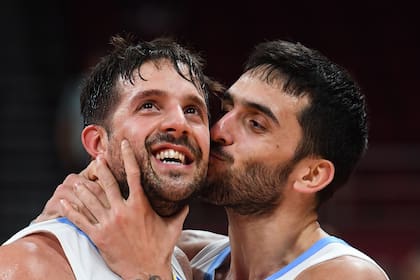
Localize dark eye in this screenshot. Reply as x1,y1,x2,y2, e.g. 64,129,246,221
185,106,198,114
139,102,157,111
250,119,266,131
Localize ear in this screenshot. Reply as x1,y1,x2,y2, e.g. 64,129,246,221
81,125,108,159
293,159,334,194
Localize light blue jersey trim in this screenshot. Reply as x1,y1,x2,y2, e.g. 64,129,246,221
204,236,348,280
56,217,98,251
204,246,231,280
265,236,348,280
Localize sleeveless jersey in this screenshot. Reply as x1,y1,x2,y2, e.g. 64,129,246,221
190,235,389,280
3,218,186,280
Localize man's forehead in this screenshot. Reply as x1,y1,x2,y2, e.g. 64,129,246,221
124,59,182,80
226,72,308,115
227,73,272,100
116,59,205,97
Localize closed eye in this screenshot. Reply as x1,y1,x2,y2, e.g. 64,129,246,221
249,119,266,131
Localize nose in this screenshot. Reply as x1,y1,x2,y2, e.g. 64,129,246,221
160,106,192,137
210,111,234,146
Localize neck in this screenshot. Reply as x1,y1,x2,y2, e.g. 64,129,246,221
224,203,328,280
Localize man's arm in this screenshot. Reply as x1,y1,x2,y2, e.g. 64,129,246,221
0,233,75,280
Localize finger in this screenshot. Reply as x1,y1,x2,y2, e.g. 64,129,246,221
59,180,103,223
65,164,110,209
60,199,96,234
78,204,99,224
82,180,110,209
67,202,98,224
51,183,84,214
121,139,147,205
62,174,108,207
80,160,98,181
74,182,108,222
62,174,90,190
95,157,124,206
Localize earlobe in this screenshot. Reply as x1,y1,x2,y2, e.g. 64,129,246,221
81,125,108,158
293,159,335,194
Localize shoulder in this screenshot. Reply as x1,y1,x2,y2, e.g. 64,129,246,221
0,233,75,280
177,230,228,261
297,255,388,280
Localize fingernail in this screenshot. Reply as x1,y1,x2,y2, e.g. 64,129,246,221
121,139,128,148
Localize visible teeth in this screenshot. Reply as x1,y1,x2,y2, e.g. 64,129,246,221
156,149,186,164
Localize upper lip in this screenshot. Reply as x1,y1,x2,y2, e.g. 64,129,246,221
210,151,224,161
151,143,194,164
210,148,232,162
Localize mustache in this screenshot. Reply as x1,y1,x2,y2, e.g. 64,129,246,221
210,141,234,163
146,133,202,159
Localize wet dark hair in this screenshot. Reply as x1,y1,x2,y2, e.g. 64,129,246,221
80,34,219,129
245,40,368,207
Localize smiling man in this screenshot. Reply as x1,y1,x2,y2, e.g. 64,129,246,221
0,35,217,280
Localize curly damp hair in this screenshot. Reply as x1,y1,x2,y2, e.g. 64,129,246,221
244,40,368,207
80,35,219,130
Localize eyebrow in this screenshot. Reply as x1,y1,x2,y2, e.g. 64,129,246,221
223,90,279,125
133,89,167,99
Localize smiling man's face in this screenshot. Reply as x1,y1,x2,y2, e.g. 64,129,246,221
104,59,210,216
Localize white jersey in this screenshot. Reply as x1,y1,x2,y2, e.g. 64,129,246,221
3,218,186,280
190,235,389,280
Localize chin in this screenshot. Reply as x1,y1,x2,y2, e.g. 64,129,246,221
162,182,198,200
151,199,189,217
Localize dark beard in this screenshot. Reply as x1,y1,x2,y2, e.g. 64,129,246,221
139,157,203,217
118,177,192,217
113,133,207,217
200,159,295,216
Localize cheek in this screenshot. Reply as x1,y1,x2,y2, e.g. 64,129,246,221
236,140,275,163
197,128,210,154
120,121,152,143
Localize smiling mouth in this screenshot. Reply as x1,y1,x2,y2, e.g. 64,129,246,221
155,149,192,165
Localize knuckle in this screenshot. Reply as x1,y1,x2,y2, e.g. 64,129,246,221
113,208,127,225
64,173,77,184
